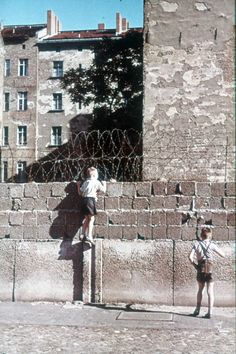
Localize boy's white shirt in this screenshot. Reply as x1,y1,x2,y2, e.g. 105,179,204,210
79,178,106,200
189,239,225,263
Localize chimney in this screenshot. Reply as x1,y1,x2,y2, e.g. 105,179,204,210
98,23,105,30
122,17,127,32
57,19,61,32
116,12,122,34
47,10,61,35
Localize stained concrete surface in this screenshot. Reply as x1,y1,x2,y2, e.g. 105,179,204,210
102,240,173,304
0,302,234,353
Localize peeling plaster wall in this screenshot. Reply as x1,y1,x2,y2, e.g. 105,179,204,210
37,46,94,158
143,0,235,181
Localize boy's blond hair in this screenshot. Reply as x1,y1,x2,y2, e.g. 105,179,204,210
87,167,98,179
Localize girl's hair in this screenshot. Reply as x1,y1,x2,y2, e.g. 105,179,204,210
87,167,98,179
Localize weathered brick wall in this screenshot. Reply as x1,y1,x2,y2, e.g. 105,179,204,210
0,182,234,241
143,0,235,181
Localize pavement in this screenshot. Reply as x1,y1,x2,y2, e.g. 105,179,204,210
0,302,235,353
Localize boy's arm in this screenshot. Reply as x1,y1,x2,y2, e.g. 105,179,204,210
99,178,116,193
77,181,82,195
99,180,106,193
189,248,199,270
188,249,195,264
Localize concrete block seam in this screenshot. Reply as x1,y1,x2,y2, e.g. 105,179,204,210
172,239,175,306
12,241,17,302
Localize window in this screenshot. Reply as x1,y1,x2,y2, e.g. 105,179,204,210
4,59,10,77
53,61,63,77
3,127,9,146
17,161,27,182
17,126,27,146
53,93,62,110
1,161,8,182
4,93,10,111
18,59,28,76
51,126,62,146
18,92,28,111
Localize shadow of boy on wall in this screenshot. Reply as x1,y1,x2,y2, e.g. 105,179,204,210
49,180,90,302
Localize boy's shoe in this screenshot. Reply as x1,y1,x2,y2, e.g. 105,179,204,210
191,308,200,317
85,237,95,246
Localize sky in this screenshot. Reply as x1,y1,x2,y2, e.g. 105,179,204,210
0,0,144,30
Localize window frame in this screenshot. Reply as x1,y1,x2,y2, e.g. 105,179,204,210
4,92,10,111
16,161,27,183
17,125,27,146
17,91,28,111
18,59,29,76
51,126,62,146
1,160,8,182
53,93,63,111
4,59,10,77
53,61,63,78
3,126,9,146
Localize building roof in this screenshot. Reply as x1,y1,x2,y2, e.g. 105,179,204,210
1,25,46,41
47,29,117,40
1,23,143,45
45,27,142,41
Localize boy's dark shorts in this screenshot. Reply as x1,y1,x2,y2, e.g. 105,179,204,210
81,197,97,216
197,271,213,283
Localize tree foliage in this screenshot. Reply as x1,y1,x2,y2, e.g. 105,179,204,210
60,31,143,131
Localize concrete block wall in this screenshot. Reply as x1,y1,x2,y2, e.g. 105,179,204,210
0,238,234,306
0,181,234,305
0,181,234,241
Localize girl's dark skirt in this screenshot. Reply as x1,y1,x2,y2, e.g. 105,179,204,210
81,197,97,216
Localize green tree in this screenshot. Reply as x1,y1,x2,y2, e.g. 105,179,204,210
60,31,143,131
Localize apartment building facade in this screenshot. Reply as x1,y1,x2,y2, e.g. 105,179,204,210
0,11,141,182
1,24,45,182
